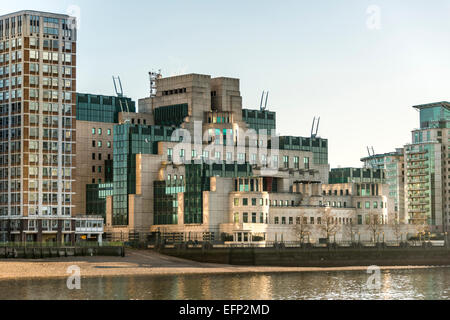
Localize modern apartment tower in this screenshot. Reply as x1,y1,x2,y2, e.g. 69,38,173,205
404,102,450,233
0,11,78,242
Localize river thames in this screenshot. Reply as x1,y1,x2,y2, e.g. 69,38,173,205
1,267,450,300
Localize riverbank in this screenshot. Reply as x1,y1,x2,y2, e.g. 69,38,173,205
0,249,441,281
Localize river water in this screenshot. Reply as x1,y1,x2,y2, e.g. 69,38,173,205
1,267,450,300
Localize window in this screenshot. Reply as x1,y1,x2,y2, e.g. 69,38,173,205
304,157,310,170
294,156,299,169
365,202,370,209
310,217,315,225
234,198,239,206
289,217,293,225
243,198,248,206
252,198,257,206
107,129,111,136
274,217,279,224
283,156,289,168
243,213,248,223
252,213,257,223
98,128,102,135
233,213,239,223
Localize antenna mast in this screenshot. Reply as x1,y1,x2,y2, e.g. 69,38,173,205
149,70,162,98
113,76,130,123
260,91,269,111
311,117,320,138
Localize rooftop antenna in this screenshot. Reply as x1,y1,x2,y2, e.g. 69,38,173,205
260,91,269,111
264,91,269,110
149,70,162,98
367,146,376,168
112,76,130,124
311,117,320,138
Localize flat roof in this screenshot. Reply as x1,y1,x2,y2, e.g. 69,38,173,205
0,10,70,18
412,101,450,110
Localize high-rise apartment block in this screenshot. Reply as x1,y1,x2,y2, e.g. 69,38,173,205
0,11,102,243
404,102,450,232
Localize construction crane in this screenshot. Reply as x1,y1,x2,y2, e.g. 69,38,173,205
260,91,269,111
311,117,320,138
112,76,131,123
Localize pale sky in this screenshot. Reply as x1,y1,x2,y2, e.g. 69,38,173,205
2,0,450,168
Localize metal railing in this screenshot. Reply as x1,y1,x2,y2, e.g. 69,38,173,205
0,241,124,248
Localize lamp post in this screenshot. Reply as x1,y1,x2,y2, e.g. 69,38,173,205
445,232,448,248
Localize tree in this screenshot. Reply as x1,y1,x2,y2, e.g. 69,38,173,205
390,220,405,244
318,207,340,243
366,212,382,243
294,213,311,244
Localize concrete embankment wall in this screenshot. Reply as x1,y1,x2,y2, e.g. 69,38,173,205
0,246,125,259
159,247,450,267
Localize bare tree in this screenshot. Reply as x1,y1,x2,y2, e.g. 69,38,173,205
318,207,340,243
390,220,405,244
294,213,311,244
366,212,383,243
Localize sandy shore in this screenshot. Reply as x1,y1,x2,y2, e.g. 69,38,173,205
0,249,439,281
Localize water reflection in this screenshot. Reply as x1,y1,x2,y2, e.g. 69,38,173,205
1,268,450,300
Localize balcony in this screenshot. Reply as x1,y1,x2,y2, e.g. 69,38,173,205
406,150,427,155
407,157,428,163
409,200,430,206
408,193,429,198
407,171,428,177
408,208,428,214
407,164,429,170
407,178,429,184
